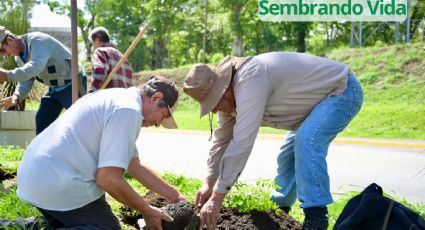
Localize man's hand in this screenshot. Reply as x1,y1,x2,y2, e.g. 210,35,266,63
199,192,225,230
0,95,18,109
195,179,216,208
168,193,187,203
143,205,174,230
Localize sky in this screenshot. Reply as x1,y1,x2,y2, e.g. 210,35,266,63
31,2,86,28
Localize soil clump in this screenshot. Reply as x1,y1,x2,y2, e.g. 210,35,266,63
120,191,302,229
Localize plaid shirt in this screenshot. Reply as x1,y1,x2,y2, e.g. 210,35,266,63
90,44,134,92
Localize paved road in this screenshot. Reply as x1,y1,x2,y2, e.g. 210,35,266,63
136,129,425,204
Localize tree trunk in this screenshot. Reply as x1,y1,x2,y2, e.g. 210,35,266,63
79,13,95,62
231,1,249,57
202,0,208,62
233,33,243,57
325,22,330,47
151,39,165,69
80,25,92,62
297,28,306,53
168,27,171,68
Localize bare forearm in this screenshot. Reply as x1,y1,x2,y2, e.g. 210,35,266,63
96,168,150,214
128,157,182,202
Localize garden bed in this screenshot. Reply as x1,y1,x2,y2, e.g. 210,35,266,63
120,192,302,230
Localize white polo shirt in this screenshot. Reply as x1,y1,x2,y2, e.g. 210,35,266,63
17,87,142,211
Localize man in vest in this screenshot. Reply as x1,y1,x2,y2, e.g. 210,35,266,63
88,27,134,92
183,52,364,230
0,26,86,134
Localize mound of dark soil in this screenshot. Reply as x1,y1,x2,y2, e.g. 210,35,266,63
0,167,16,182
120,192,302,230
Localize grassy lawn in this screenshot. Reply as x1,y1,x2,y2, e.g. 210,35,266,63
139,43,425,140
1,146,424,229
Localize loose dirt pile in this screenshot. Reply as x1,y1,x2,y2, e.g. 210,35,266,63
120,192,302,230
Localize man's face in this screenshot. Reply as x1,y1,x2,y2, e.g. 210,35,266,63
142,92,171,127
212,86,236,115
0,37,20,56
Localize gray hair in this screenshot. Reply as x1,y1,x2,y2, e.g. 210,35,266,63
138,84,168,108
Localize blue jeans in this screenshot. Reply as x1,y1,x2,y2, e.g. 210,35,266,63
270,75,363,209
36,77,87,134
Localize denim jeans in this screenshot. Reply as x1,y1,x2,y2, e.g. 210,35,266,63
270,75,363,209
36,77,87,134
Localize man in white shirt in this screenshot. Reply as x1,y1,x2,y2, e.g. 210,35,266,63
17,76,183,229
183,52,363,230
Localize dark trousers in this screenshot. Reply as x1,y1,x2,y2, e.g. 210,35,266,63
36,78,87,134
37,195,121,230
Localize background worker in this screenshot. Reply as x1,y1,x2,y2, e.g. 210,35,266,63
89,26,134,92
183,52,363,230
17,76,182,229
0,26,87,134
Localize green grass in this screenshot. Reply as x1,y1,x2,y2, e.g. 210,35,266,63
25,100,39,111
1,146,424,229
0,146,25,174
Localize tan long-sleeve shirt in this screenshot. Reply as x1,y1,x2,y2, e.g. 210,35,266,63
209,52,351,193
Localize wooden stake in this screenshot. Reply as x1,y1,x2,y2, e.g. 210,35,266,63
100,24,149,90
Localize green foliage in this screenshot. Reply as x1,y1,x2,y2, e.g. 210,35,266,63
224,179,279,212
38,0,425,71
0,185,41,219
161,172,202,202
0,146,25,173
210,53,225,65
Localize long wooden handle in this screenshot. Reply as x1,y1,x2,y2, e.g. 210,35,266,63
100,24,149,90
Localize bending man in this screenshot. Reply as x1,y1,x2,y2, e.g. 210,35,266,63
183,52,363,230
0,26,86,134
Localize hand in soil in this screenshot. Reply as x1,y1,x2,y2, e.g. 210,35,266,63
195,182,213,208
199,195,224,230
144,205,174,230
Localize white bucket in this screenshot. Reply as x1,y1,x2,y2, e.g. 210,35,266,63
0,110,36,148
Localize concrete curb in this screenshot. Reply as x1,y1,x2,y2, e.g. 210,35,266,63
141,128,425,149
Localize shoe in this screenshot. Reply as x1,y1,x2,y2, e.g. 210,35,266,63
301,207,328,230
301,217,328,230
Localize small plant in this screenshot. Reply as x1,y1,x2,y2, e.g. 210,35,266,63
224,179,279,212
162,171,202,202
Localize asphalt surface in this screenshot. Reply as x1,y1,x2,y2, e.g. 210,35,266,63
136,129,425,204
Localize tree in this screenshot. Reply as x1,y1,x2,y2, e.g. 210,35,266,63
219,0,250,56
45,0,99,62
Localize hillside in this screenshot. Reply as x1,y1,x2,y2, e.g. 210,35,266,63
135,43,425,139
